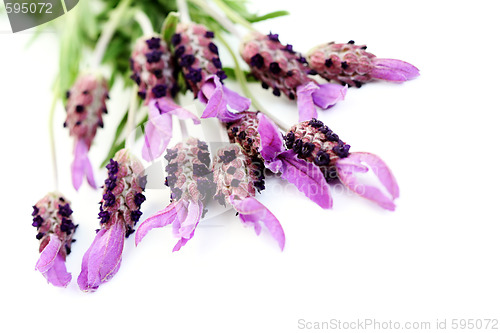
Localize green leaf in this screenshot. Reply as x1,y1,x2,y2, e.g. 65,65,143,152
100,110,129,168
222,67,258,82
245,10,289,23
161,11,179,46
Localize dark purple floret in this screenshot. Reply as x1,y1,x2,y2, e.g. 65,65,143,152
197,178,216,201
32,215,43,227
146,37,161,49
283,44,294,53
333,144,351,158
152,84,167,98
75,105,84,113
237,131,246,140
220,150,236,164
180,54,195,67
103,191,116,207
227,166,236,175
212,57,222,69
138,175,148,190
197,151,211,166
130,210,143,223
341,61,349,70
125,226,135,238
348,40,355,44
208,42,218,55
32,205,39,216
134,193,146,207
171,187,183,201
314,150,330,166
325,132,339,142
193,163,210,177
299,142,315,158
105,174,117,191
269,62,281,75
230,179,240,187
164,148,178,161
166,174,177,188
292,139,303,154
267,32,280,42
36,232,44,240
205,31,215,38
216,70,227,81
106,159,119,175
174,45,186,58
186,68,202,83
254,180,265,192
284,132,295,149
98,210,110,224
171,33,181,46
197,140,208,150
250,53,264,68
153,69,163,79
58,203,73,217
272,88,281,96
146,50,163,63
297,56,307,64
138,91,146,99
325,58,333,67
308,118,323,128
262,82,269,89
165,162,178,174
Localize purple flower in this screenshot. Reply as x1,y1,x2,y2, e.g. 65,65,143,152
65,74,108,190
225,112,333,209
78,149,146,292
307,41,419,87
142,98,200,162
213,144,285,250
136,138,215,251
286,119,399,210
172,23,251,121
240,32,347,121
33,193,76,287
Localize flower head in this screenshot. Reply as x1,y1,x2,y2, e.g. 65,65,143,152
65,74,109,190
240,32,347,121
130,35,179,103
213,144,285,250
172,23,251,122
307,40,419,87
33,192,77,287
286,119,399,210
78,149,146,292
136,138,216,251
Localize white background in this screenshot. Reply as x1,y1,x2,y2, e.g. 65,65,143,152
1,1,499,332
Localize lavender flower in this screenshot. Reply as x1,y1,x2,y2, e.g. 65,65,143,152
172,23,251,122
65,74,109,190
136,137,216,251
213,144,285,250
226,111,332,209
285,119,400,210
307,40,419,87
240,32,347,121
78,149,146,292
33,192,77,287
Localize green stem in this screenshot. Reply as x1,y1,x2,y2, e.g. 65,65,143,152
211,0,255,32
188,0,243,39
125,86,139,149
92,0,133,68
217,34,288,131
49,78,61,191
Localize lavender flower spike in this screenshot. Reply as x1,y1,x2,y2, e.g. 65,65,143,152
33,193,77,287
172,23,251,121
136,138,216,251
225,111,332,209
78,149,146,292
286,119,399,210
213,144,285,250
65,74,109,190
240,32,347,121
307,41,419,87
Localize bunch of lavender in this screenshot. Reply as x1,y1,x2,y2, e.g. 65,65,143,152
307,40,419,87
240,32,347,121
64,73,109,190
32,193,77,287
213,144,285,250
78,149,146,292
172,22,251,122
285,119,399,210
224,111,332,209
136,137,216,251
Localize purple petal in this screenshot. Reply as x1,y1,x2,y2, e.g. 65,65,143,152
311,83,347,109
142,103,173,161
41,253,72,287
200,75,248,122
71,139,97,190
135,201,182,246
77,220,126,292
297,82,319,122
230,196,285,250
336,152,400,211
257,112,284,162
35,234,61,273
371,58,420,82
176,200,203,240
277,150,333,209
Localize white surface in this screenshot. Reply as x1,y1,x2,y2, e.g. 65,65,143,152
1,1,499,332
